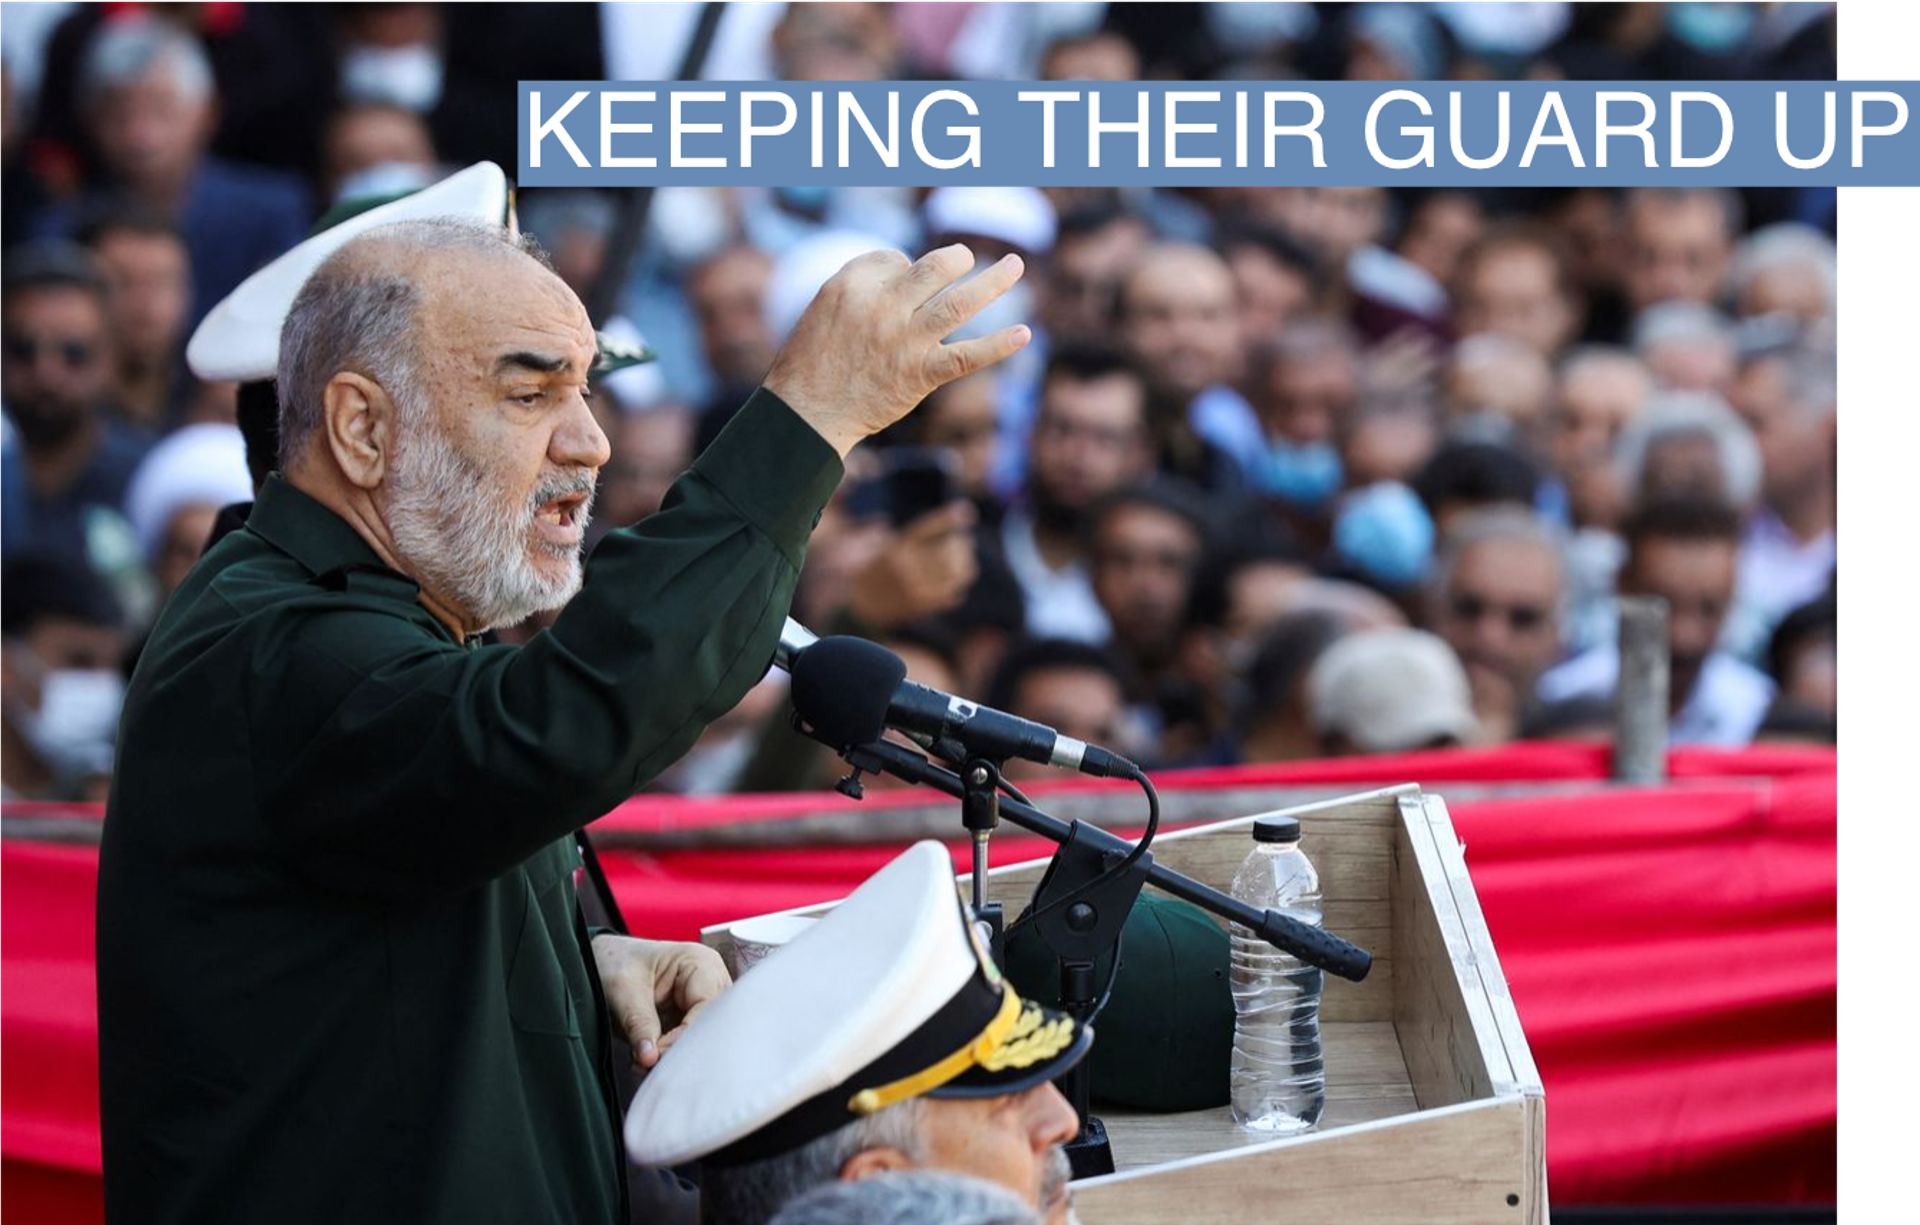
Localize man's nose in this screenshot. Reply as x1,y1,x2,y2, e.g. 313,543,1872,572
1027,1082,1081,1149
551,393,612,470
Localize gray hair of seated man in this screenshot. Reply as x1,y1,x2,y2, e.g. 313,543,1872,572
702,1097,930,1225
765,1169,1042,1225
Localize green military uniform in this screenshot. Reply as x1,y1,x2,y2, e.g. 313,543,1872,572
97,390,840,1224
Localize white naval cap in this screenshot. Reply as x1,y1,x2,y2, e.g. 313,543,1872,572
184,162,511,383
624,842,1091,1169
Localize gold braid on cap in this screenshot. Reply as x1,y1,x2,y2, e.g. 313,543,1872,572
979,1002,1076,1072
847,985,1030,1117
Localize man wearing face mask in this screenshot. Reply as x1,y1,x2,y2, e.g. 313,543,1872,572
1247,321,1362,515
1,554,130,801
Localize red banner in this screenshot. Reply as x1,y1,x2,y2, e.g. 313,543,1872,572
1,744,1835,1217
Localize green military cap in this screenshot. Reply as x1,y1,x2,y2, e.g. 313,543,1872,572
186,162,653,385
1002,891,1234,1112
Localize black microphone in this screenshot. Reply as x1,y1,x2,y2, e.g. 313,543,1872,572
787,635,1138,778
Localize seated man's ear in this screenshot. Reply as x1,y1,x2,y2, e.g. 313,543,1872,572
840,1147,914,1182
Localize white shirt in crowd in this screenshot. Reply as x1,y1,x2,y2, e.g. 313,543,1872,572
1729,512,1836,660
999,511,1111,645
1538,647,1778,747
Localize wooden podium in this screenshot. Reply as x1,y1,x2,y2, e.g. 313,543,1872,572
701,784,1546,1224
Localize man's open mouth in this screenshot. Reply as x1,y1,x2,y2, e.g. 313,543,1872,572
536,493,587,527
532,491,592,547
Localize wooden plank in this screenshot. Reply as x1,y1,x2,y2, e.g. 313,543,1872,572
1096,1021,1416,1171
1419,794,1543,1097
1417,795,1548,1223
1391,795,1498,1111
1072,1097,1533,1225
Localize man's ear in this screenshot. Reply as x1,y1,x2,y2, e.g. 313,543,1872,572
839,1146,914,1183
323,372,397,490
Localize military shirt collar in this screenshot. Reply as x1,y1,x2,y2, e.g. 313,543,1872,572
245,474,416,590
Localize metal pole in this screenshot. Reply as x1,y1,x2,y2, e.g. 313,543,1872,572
582,0,729,325
1613,595,1670,782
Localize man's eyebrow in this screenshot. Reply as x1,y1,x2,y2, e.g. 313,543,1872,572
493,350,572,376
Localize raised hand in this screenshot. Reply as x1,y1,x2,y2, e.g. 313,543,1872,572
765,244,1030,457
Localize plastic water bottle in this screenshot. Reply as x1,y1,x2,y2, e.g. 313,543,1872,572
1228,815,1325,1134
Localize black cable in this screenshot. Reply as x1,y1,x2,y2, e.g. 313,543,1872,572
1003,764,1160,939
996,774,1034,808
576,830,629,935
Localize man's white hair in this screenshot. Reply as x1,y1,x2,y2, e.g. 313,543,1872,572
1614,390,1762,509
1555,344,1651,389
1729,222,1837,315
80,15,215,106
1630,301,1735,360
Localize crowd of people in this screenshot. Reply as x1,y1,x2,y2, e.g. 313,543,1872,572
2,2,1838,802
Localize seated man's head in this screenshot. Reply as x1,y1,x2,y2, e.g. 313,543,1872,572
1445,333,1553,445
1427,508,1566,735
1251,319,1361,451
1086,482,1210,671
987,638,1132,781
1550,347,1653,530
278,219,610,635
1026,344,1151,534
1614,391,1761,515
1728,223,1835,327
625,844,1090,1225
77,204,192,379
1632,301,1736,394
1,554,129,796
78,15,217,202
1622,187,1741,312
1452,224,1583,360
1619,496,1744,706
1116,243,1243,411
1411,438,1541,537
1039,203,1151,347
2,242,116,451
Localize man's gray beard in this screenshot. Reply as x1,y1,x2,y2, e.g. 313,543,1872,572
1039,1144,1074,1220
386,420,596,632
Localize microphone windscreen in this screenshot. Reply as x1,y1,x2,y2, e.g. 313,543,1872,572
788,636,907,749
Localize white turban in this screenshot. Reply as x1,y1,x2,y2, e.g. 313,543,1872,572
123,424,253,562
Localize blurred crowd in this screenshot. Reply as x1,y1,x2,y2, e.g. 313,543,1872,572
1,2,1838,801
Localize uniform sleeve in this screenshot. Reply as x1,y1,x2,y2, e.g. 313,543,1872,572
253,390,841,898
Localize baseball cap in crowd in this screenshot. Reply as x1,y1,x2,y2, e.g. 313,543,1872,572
625,842,1092,1169
922,186,1058,257
1001,892,1233,1112
1308,627,1479,753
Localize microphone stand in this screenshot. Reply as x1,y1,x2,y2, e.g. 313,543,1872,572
960,758,1008,965
819,734,1373,1179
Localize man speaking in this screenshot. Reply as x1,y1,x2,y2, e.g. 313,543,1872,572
95,217,1028,1224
